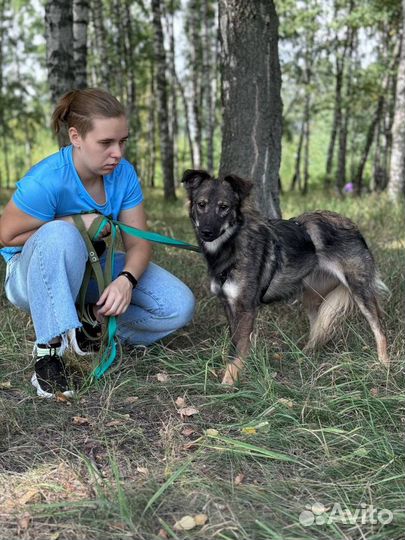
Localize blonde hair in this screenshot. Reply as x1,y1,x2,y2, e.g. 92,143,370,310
51,88,126,137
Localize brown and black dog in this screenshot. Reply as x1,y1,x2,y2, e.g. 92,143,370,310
182,169,389,385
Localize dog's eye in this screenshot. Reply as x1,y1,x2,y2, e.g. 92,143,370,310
197,201,206,209
219,203,229,211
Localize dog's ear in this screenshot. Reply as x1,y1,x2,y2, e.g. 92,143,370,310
181,169,211,196
223,174,253,200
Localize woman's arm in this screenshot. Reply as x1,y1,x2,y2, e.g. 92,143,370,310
117,203,152,279
0,199,46,246
96,204,152,318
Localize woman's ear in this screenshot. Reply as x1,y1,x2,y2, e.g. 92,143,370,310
69,126,81,148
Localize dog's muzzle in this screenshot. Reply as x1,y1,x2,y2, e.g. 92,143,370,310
199,229,218,241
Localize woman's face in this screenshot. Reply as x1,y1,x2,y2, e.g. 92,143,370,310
70,115,129,179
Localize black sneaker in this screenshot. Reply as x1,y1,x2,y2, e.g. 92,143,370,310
70,304,102,355
31,349,74,399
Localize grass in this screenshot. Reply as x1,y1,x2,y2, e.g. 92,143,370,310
0,188,404,540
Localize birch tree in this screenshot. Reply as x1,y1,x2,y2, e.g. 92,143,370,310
388,2,405,200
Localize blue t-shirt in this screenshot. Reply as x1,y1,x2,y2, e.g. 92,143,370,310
0,145,144,262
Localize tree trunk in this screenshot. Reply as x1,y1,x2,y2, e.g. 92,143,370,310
302,94,311,195
176,71,195,168
336,28,355,192
90,0,110,89
73,0,89,89
0,0,6,188
290,116,304,191
45,0,75,147
146,62,156,188
123,0,138,163
152,0,176,200
325,54,344,184
165,2,179,183
388,20,405,200
354,97,383,194
219,0,283,219
203,0,217,172
189,0,203,167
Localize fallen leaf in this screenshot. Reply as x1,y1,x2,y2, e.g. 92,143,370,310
0,381,12,389
370,388,379,397
72,416,90,425
49,533,60,540
175,396,186,408
124,396,139,404
178,407,199,419
137,466,150,476
158,529,168,539
174,515,196,531
55,393,72,404
272,353,283,361
182,440,200,451
241,427,257,435
182,427,196,437
18,488,42,505
234,473,245,485
194,514,208,525
110,521,127,530
277,398,293,408
106,415,130,427
156,373,169,382
18,512,31,531
205,428,219,437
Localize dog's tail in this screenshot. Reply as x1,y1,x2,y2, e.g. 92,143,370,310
305,284,353,350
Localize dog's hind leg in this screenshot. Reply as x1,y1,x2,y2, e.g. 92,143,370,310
346,279,389,366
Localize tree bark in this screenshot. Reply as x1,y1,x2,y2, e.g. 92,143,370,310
73,0,89,89
45,0,75,147
189,0,203,167
388,17,405,200
203,0,217,172
219,0,283,219
354,97,383,194
152,0,176,200
123,0,139,162
290,116,304,191
90,0,110,89
336,28,355,192
325,53,344,184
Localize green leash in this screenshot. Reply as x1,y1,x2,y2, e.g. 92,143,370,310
73,213,199,379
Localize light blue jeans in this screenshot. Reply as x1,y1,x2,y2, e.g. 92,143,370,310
4,221,195,346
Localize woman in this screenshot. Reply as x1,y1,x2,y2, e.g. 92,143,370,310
0,88,195,398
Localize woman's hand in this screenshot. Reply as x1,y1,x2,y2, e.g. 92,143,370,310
95,275,133,317
58,214,111,238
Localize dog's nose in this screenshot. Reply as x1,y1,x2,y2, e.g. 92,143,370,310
200,229,216,241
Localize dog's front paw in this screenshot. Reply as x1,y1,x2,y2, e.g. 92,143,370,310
221,362,241,386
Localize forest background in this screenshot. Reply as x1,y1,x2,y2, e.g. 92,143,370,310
1,0,405,203
0,1,404,540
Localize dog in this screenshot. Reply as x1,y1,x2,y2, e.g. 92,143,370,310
182,169,389,385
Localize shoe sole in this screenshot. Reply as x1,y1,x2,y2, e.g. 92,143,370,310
31,373,74,399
